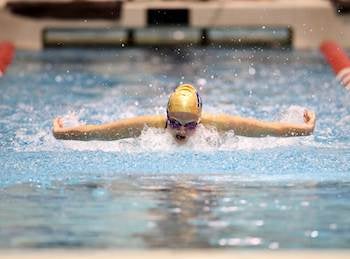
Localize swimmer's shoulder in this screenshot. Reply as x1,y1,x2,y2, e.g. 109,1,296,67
99,114,166,129
201,112,237,124
136,114,167,128
200,112,225,129
200,112,242,131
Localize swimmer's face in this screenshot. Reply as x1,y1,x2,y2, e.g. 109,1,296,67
167,112,200,143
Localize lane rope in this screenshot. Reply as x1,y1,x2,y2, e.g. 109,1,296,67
0,42,15,77
320,41,350,89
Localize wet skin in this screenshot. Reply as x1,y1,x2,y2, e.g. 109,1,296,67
166,112,200,143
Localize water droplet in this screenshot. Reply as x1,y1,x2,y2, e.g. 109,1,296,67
55,75,63,83
310,230,319,238
306,230,319,238
147,221,156,228
300,201,309,207
255,220,264,226
171,208,181,213
259,202,267,208
269,242,279,249
197,78,207,86
173,30,185,40
208,220,229,228
245,237,262,246
228,238,241,246
329,223,337,230
249,66,256,75
91,188,107,198
219,238,228,246
280,205,287,210
220,206,238,212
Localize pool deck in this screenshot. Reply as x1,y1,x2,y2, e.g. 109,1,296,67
0,250,349,259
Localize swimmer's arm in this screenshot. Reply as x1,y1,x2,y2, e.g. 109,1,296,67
201,110,316,137
52,115,166,140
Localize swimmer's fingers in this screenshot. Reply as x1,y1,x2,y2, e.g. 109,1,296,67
53,117,64,132
303,110,316,126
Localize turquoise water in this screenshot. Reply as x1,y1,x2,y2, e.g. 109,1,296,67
0,47,349,248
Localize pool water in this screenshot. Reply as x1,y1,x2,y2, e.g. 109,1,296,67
0,47,349,249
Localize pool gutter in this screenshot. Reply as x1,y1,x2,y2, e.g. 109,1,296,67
0,250,349,259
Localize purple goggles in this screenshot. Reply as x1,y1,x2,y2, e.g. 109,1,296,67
167,117,198,130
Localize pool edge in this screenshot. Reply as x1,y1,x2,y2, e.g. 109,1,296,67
0,250,349,259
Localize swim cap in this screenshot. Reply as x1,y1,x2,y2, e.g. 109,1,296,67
167,84,202,116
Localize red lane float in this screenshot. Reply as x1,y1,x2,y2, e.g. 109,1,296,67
0,42,15,76
320,41,350,89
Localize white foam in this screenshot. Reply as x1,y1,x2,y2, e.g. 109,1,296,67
278,105,306,124
336,115,350,127
61,111,85,127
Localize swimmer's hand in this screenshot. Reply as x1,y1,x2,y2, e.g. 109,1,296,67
53,117,64,131
303,110,316,129
52,117,69,139
53,117,92,140
284,109,316,136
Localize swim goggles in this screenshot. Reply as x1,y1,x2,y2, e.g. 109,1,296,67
167,117,198,130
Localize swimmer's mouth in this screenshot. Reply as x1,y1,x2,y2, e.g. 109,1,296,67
176,134,186,141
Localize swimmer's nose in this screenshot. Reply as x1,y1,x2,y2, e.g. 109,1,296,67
179,126,186,135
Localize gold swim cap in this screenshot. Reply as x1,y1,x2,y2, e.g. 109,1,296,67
167,84,202,116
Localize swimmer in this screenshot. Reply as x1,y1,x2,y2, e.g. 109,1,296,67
53,84,316,143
